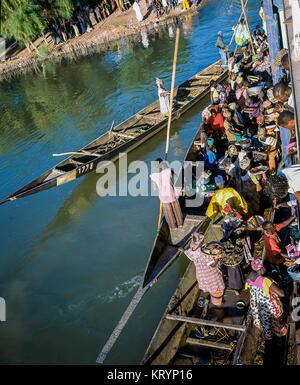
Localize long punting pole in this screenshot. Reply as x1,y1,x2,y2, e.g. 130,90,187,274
96,29,181,364
157,27,181,232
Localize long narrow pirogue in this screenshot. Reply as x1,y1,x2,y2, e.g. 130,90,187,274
0,60,227,206
140,122,265,366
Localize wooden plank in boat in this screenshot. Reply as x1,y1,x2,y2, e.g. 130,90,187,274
169,215,205,246
165,314,246,332
186,337,233,351
112,132,137,140
179,86,207,91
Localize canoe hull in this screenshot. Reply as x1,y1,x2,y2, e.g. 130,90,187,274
1,60,227,205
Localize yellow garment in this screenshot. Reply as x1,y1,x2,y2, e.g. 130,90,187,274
262,277,275,297
210,87,219,99
224,120,237,143
259,7,265,24
182,0,189,9
206,187,248,219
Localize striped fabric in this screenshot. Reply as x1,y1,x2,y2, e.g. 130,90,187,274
162,199,183,229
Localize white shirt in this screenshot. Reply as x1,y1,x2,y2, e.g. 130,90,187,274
133,2,143,21
288,93,295,113
281,165,300,194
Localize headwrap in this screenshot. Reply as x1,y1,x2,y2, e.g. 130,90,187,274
238,150,251,170
251,259,263,271
214,175,224,185
228,144,238,156
274,48,288,66
239,138,251,149
236,76,243,84
190,232,205,251
156,78,164,88
216,84,223,92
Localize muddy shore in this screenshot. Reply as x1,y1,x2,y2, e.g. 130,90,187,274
0,0,211,82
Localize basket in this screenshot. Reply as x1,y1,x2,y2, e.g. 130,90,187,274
201,242,225,259
287,264,300,281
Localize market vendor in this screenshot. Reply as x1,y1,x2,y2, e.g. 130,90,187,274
206,186,248,220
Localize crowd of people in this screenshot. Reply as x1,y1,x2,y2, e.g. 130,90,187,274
47,0,200,46
151,17,300,345
47,1,119,45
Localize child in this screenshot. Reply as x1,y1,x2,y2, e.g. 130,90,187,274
210,80,219,105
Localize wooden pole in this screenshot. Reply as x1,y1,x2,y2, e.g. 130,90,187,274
240,0,255,54
157,27,180,232
164,27,180,159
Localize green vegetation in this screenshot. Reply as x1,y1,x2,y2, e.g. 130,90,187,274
0,0,76,46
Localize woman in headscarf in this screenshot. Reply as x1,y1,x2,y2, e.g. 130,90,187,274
150,158,183,229
246,259,287,340
182,232,225,306
228,150,262,214
156,78,170,117
206,186,249,220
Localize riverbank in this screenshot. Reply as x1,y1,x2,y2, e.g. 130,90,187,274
0,0,211,82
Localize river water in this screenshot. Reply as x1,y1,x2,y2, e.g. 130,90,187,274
0,0,261,364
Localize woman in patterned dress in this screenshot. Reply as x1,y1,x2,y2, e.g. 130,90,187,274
246,259,287,340
182,232,225,306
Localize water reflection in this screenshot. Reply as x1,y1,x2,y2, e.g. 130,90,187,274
0,0,262,364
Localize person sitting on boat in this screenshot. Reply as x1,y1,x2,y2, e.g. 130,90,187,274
210,80,220,105
156,78,170,117
150,158,183,230
235,80,249,111
272,82,294,113
221,206,245,296
181,232,225,307
228,102,245,131
206,107,225,137
206,186,248,220
228,150,262,214
222,109,239,144
263,168,300,205
246,259,287,340
202,138,218,173
278,110,295,133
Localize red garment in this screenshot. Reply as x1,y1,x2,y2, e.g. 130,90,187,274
264,223,284,265
207,113,225,133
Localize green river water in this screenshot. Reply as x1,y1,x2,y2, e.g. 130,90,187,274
0,0,261,364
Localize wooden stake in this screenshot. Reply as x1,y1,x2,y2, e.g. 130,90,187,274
164,27,180,159
157,27,180,232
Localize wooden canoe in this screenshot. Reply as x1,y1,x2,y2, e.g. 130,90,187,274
96,107,229,364
0,60,227,206
141,218,252,365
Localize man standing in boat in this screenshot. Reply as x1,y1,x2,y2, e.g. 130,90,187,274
215,31,228,69
156,78,170,117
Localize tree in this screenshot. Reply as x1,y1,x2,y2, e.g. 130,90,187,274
0,0,76,46
1,1,44,46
